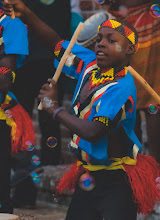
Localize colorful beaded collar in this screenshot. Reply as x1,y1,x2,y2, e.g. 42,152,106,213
89,66,127,90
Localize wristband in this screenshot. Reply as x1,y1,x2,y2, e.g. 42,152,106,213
53,107,65,120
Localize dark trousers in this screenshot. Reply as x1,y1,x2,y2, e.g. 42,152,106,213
0,121,13,213
66,170,137,220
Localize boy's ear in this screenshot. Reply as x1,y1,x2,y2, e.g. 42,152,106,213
126,44,135,55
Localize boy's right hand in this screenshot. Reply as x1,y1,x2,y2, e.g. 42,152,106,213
2,0,26,18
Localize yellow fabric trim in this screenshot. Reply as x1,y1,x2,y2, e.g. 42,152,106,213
139,36,160,49
77,156,136,172
5,95,12,104
12,71,16,83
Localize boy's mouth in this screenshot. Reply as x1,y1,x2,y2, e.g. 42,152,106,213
96,51,107,59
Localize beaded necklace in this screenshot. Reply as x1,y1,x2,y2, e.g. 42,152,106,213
88,66,127,90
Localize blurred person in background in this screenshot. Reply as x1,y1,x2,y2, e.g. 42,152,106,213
0,3,35,213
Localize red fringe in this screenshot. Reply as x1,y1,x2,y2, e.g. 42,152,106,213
123,154,160,215
56,155,160,215
56,160,85,195
9,103,36,154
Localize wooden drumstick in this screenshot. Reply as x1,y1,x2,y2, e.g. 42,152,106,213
127,66,160,104
38,22,84,110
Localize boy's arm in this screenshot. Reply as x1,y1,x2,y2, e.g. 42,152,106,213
3,0,62,51
38,79,122,143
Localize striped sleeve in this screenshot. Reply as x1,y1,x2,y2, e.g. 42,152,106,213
53,40,96,80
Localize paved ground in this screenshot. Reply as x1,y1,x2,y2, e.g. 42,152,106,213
14,202,68,220
13,201,160,220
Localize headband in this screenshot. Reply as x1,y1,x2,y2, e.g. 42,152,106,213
0,67,16,83
98,19,139,52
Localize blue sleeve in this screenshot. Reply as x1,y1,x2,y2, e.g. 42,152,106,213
1,17,29,55
53,40,96,80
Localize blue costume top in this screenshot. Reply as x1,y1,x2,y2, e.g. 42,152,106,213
0,12,29,68
54,40,142,166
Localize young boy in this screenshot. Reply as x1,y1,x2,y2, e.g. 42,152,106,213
3,1,160,219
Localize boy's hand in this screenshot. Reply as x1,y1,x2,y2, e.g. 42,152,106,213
38,79,59,114
2,0,26,18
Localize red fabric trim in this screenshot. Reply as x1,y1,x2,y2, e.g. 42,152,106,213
86,153,90,163
76,136,81,146
128,96,134,113
76,60,84,74
85,60,97,74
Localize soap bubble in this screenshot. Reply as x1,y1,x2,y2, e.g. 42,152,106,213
46,137,57,148
79,173,95,191
150,4,160,18
32,155,41,166
148,104,158,114
31,172,40,183
26,141,34,151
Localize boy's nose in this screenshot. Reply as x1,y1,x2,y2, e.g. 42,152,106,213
98,39,106,47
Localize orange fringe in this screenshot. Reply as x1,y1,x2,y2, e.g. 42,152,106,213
124,154,160,215
9,103,36,154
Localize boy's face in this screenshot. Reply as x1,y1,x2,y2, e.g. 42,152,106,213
95,27,131,69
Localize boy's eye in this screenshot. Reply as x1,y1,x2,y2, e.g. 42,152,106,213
108,38,116,43
96,37,101,43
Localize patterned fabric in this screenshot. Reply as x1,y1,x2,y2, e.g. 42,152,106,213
109,3,160,109
53,40,142,166
98,19,139,52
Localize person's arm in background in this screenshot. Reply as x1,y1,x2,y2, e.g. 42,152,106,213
3,0,62,51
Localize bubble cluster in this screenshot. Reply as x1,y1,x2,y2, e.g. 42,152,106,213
31,172,40,183
32,155,40,166
155,177,160,190
79,173,95,191
46,137,57,148
26,141,34,151
148,104,158,114
150,4,160,18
